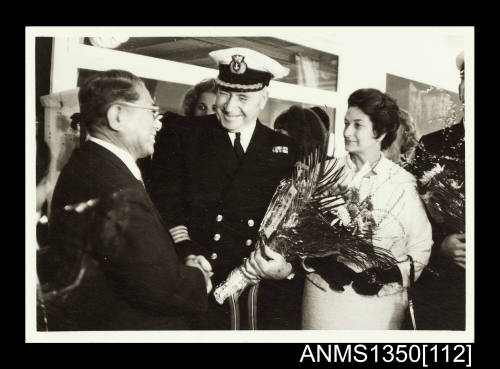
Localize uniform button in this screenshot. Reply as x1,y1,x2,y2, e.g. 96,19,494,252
210,252,218,260
247,219,255,227
216,214,223,222
245,239,253,246
213,233,221,241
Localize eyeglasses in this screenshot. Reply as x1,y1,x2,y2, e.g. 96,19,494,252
112,101,162,120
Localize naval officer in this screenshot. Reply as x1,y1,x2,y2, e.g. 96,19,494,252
148,47,301,329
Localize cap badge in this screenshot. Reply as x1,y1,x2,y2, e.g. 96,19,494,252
229,55,247,74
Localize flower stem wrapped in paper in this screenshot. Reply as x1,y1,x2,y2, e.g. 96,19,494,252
213,149,397,305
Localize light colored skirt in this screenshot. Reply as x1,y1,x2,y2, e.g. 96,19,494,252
302,273,408,330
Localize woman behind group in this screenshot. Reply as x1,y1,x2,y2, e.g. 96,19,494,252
302,88,432,330
383,109,419,165
274,105,328,159
181,78,218,117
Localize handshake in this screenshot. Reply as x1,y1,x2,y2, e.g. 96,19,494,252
304,256,403,295
182,242,294,295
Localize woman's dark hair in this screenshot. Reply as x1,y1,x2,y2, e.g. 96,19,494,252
274,105,327,159
347,88,400,150
78,69,144,135
182,78,218,117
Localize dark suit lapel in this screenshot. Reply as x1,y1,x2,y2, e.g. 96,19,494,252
240,121,271,168
219,122,272,201
85,141,137,182
136,179,169,229
209,120,239,178
86,141,168,228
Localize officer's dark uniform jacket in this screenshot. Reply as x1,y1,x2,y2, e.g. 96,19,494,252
149,112,297,285
147,112,304,329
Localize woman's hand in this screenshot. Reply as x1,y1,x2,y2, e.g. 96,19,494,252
351,265,402,295
304,256,356,291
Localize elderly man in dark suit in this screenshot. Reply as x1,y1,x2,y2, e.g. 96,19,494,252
409,51,466,330
44,69,211,330
148,48,301,330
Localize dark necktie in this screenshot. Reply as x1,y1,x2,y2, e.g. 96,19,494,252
234,132,245,161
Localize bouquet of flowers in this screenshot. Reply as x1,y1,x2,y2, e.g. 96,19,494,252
213,149,397,305
414,152,465,234
404,85,465,234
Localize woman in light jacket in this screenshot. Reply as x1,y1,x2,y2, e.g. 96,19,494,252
301,88,432,330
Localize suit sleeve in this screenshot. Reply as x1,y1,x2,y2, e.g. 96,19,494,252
99,191,207,315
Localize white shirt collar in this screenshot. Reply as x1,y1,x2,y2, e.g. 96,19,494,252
371,153,391,175
345,152,389,176
227,121,257,153
88,136,143,181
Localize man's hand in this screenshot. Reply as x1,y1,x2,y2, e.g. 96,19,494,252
243,244,292,280
440,233,466,269
185,255,214,293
